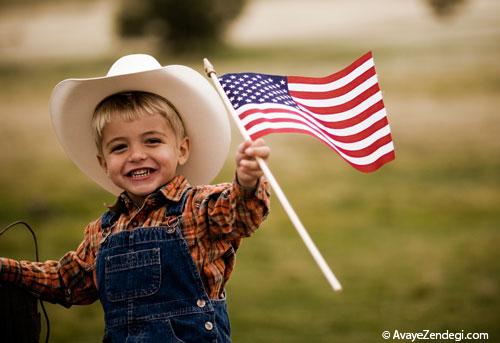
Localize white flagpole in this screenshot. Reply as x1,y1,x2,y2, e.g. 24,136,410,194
204,58,342,292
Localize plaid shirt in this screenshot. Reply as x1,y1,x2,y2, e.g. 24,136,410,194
0,175,270,306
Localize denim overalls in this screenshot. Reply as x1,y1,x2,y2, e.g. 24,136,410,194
95,189,231,342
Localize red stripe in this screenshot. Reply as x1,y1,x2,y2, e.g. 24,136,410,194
334,134,393,158
243,114,390,146
250,127,395,173
238,107,299,121
238,100,385,131
320,100,385,129
289,66,376,100
353,151,396,173
296,83,380,115
287,51,372,85
322,117,390,143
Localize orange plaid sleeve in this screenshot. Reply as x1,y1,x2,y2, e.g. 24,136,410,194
193,176,270,240
0,219,101,307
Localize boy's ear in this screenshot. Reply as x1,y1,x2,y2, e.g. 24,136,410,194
177,137,190,166
97,154,108,172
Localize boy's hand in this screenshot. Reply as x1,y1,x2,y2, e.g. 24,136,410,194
236,139,270,190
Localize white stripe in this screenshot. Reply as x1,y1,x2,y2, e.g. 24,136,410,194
240,107,388,137
291,75,378,107
297,92,383,121
245,113,391,151
287,58,374,92
236,91,383,123
247,121,394,165
247,115,392,151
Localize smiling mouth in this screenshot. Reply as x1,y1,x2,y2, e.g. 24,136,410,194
127,168,155,179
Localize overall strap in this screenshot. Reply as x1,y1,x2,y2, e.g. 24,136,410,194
101,210,120,231
165,187,192,217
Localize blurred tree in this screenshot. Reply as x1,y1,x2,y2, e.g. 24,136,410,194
426,0,468,19
117,0,247,53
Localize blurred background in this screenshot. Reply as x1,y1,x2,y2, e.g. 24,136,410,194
0,0,499,342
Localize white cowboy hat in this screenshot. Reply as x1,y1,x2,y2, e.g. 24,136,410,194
50,54,230,195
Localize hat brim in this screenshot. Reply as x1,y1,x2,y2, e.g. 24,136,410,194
50,65,231,195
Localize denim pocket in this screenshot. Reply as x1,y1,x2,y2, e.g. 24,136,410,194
166,319,188,343
105,248,161,302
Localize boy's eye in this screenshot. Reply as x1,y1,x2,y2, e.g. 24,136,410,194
146,138,162,145
110,144,127,153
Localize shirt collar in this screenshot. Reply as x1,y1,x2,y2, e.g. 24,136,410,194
158,175,191,202
109,175,191,213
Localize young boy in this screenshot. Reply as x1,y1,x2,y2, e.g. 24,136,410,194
0,54,270,342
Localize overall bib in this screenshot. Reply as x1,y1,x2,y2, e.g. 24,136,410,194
95,190,231,342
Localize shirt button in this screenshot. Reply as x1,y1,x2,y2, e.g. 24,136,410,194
204,321,214,331
197,299,206,308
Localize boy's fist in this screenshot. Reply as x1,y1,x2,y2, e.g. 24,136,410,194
236,139,270,189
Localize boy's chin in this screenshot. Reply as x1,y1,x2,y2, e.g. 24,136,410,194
125,182,167,199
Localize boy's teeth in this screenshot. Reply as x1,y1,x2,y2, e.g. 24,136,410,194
130,169,150,178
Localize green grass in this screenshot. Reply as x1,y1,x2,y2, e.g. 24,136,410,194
1,4,500,342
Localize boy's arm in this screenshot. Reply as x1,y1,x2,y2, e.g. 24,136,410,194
0,220,100,307
194,139,271,239
194,176,270,239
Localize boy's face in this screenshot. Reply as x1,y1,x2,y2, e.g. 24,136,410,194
97,113,189,205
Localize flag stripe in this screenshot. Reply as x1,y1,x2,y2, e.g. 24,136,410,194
298,91,384,122
238,100,385,131
250,123,395,167
296,83,381,114
219,51,395,172
287,56,374,92
244,113,391,151
289,66,377,100
288,51,373,85
240,105,388,139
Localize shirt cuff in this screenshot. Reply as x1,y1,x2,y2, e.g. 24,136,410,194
234,175,270,202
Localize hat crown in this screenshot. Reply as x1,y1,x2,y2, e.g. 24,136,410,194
107,54,162,77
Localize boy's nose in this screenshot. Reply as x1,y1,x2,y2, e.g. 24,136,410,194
128,147,147,162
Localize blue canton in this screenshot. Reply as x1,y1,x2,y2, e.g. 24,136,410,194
219,73,300,110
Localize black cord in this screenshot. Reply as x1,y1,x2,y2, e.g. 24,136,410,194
0,221,51,343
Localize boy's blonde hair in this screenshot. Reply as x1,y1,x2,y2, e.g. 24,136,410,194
92,91,186,153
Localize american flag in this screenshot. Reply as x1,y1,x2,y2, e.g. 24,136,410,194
218,52,395,172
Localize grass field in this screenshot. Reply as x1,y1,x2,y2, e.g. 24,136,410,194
0,1,499,342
